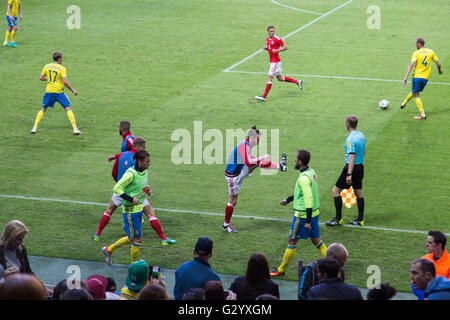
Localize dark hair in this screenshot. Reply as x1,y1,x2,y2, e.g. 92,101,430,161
245,252,270,289
267,25,274,31
416,37,425,46
413,259,436,278
366,283,396,300
247,125,260,139
106,277,116,292
53,51,63,61
318,258,340,279
60,288,94,300
133,150,150,162
297,149,311,166
203,281,226,300
428,230,447,250
182,288,206,300
255,294,279,300
133,137,146,148
346,115,358,128
138,284,169,300
119,121,131,131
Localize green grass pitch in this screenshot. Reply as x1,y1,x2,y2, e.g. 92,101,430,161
0,0,449,293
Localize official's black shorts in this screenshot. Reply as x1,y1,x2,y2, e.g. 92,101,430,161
335,164,364,190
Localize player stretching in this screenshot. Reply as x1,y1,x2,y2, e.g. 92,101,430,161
401,37,443,120
3,0,22,47
30,52,82,135
94,137,175,246
270,150,327,277
255,26,302,101
223,126,287,233
102,150,151,265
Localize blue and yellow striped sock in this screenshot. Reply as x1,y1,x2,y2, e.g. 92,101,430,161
316,241,327,258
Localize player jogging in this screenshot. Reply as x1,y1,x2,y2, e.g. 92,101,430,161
3,0,22,47
30,52,82,135
255,25,302,101
270,150,327,277
102,150,151,265
94,137,175,245
401,37,443,120
223,126,287,233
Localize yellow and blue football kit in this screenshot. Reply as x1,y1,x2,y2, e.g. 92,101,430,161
4,0,21,46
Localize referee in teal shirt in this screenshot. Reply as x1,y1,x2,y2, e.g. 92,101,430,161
326,115,366,226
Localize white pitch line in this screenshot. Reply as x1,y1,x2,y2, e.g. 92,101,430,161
223,0,353,72
1,194,448,236
270,0,323,15
225,70,450,85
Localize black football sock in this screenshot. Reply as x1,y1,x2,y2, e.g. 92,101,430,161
334,196,342,221
357,197,365,221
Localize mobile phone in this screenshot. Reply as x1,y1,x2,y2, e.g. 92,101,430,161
152,266,160,279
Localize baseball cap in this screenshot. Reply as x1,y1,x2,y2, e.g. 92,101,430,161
126,260,149,292
86,278,106,300
194,237,213,256
87,274,108,290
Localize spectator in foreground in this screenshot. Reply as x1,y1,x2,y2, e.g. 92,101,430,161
0,220,33,275
120,260,149,300
52,278,90,300
0,273,47,300
60,288,94,300
229,252,279,300
366,283,397,300
182,288,206,300
139,273,171,300
255,294,279,300
204,280,236,300
86,277,106,300
173,237,220,300
410,259,450,300
306,258,363,300
412,230,450,299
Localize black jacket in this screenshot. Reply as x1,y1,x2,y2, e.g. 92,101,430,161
0,243,33,274
306,277,363,300
229,276,279,300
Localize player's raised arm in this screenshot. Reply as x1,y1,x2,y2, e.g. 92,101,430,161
62,77,78,96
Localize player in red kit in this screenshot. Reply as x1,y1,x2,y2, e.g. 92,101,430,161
255,26,302,101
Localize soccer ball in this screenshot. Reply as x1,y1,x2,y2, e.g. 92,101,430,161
379,99,389,110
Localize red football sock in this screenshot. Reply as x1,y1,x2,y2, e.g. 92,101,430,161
225,203,234,224
149,217,167,240
96,211,111,236
283,76,299,84
262,82,272,98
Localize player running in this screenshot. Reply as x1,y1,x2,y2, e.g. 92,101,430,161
94,137,175,246
401,37,443,120
30,52,82,135
255,25,302,101
223,126,287,233
3,0,22,47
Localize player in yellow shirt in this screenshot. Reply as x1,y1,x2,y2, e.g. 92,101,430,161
3,0,22,47
31,52,82,135
401,38,443,120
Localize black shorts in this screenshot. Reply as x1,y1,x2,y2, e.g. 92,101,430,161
335,164,364,190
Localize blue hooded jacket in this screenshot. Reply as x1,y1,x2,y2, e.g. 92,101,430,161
424,276,450,300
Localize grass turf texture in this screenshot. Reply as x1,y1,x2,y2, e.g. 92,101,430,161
0,0,449,293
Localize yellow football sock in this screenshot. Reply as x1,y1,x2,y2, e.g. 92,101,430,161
4,30,11,42
278,245,296,273
11,30,16,42
402,93,414,106
66,109,77,128
316,241,327,258
414,97,425,116
131,243,141,263
108,236,131,253
34,110,45,127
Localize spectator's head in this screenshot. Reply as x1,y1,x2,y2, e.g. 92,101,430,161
426,230,447,255
345,115,358,131
86,277,106,300
0,220,29,249
255,293,279,300
106,277,117,292
119,120,131,135
203,280,226,300
245,252,270,289
52,278,89,300
60,288,94,300
133,137,146,152
194,237,213,261
317,258,341,281
410,259,436,291
326,243,349,267
366,283,397,300
138,284,169,300
0,273,47,300
182,288,206,300
126,260,149,292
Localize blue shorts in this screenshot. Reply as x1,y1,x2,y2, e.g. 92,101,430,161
6,15,17,27
289,215,320,240
41,93,71,109
123,211,142,239
412,78,428,93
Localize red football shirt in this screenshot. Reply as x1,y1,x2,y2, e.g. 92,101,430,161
266,35,285,63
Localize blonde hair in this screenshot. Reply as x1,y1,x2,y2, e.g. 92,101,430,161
0,220,29,248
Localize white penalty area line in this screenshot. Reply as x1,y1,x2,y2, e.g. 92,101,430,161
223,0,354,72
1,194,448,236
225,70,450,86
270,0,323,15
